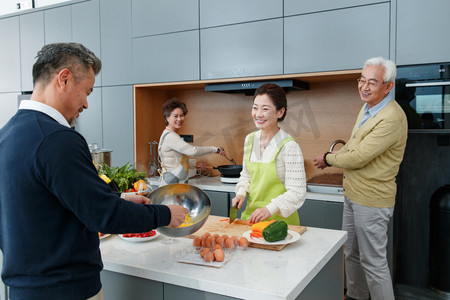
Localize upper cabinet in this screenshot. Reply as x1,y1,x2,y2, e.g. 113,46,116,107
199,0,282,28
72,0,102,87
133,30,200,84
100,0,132,86
19,11,44,92
132,0,198,37
284,0,386,16
201,19,283,80
396,0,450,65
0,16,21,93
284,3,390,74
44,5,72,44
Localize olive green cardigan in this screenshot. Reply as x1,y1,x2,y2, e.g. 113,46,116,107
326,100,408,208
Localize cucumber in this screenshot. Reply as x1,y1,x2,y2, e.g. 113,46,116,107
262,220,288,242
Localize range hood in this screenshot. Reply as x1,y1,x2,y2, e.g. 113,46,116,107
205,79,309,96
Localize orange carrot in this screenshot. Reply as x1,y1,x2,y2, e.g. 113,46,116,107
219,218,229,222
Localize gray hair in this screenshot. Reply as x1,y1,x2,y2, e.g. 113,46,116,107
32,42,102,87
363,57,396,83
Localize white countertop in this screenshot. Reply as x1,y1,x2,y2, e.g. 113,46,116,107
148,176,344,203
100,226,347,300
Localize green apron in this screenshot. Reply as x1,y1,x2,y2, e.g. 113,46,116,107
241,132,300,225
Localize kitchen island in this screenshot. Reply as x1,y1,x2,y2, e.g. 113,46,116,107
99,223,347,300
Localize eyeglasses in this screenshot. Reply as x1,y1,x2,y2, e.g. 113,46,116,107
357,77,387,88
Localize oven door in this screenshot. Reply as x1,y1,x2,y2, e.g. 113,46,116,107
397,81,450,129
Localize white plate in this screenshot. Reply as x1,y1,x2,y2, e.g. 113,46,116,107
118,231,160,243
99,233,111,240
242,230,301,245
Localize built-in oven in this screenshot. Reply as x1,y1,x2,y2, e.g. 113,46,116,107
395,63,450,130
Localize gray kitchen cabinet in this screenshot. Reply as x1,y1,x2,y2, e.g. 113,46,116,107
0,16,21,93
133,30,200,84
72,0,102,87
19,11,45,92
101,270,163,300
44,5,72,44
285,3,390,74
75,87,103,147
199,0,282,28
0,252,8,300
164,283,239,300
284,0,386,16
396,0,450,65
100,0,132,86
205,191,229,217
201,19,283,80
298,199,343,230
132,0,198,37
101,85,134,168
0,92,20,129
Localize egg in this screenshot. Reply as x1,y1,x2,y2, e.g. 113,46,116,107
213,248,225,262
225,237,235,249
239,237,249,249
200,247,211,258
205,235,215,248
203,250,214,262
221,234,229,240
213,234,220,240
201,237,209,248
216,237,225,248
231,236,238,246
212,244,222,251
192,237,202,249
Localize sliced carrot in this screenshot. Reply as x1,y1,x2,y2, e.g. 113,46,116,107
250,232,262,239
219,218,229,222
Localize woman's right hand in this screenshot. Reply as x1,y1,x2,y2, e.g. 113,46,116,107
167,205,189,228
231,194,245,209
217,147,226,156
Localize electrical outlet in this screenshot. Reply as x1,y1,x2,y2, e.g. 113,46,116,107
180,135,193,143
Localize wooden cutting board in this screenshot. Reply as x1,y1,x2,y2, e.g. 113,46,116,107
188,215,307,251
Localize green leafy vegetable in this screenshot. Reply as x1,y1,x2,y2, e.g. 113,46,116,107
98,162,146,192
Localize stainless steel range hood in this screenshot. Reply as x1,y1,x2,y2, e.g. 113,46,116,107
205,79,309,96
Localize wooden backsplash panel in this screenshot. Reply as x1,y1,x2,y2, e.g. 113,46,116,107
135,80,362,182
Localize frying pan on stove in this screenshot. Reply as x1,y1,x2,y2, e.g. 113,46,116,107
213,165,243,178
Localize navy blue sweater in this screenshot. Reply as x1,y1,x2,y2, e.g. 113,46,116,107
0,110,171,299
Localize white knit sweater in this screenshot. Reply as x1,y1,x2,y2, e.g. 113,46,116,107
235,129,306,218
158,128,218,176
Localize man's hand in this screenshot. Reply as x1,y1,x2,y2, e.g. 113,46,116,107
167,205,189,228
122,194,150,204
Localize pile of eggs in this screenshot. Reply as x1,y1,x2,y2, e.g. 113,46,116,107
192,232,249,263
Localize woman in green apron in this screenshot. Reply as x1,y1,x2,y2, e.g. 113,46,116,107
231,83,307,225
158,98,226,186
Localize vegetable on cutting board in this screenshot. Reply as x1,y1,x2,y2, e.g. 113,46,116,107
250,220,276,235
262,220,288,242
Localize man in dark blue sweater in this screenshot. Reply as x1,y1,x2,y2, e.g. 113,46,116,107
0,43,188,300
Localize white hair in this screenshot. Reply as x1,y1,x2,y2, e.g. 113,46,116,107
363,57,397,83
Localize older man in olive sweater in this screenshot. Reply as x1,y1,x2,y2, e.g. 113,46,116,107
314,57,407,300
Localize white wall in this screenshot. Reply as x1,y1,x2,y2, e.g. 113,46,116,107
0,0,71,16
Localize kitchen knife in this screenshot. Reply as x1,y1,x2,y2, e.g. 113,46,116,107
229,204,237,224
